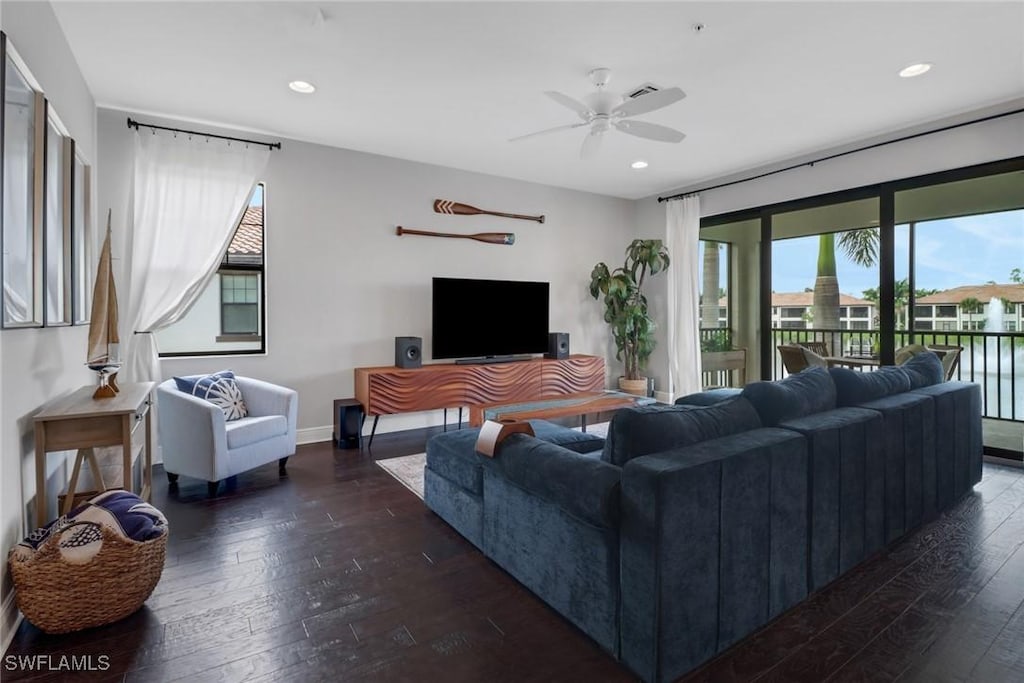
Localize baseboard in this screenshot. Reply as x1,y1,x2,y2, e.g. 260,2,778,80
297,425,333,445
1,589,23,655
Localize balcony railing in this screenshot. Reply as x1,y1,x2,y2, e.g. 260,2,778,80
770,328,1022,422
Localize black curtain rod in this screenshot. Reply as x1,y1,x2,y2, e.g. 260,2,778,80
126,117,282,150
657,107,1024,202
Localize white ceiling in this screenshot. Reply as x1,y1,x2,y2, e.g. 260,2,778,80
50,1,1024,199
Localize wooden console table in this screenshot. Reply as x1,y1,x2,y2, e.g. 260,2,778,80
355,355,604,446
33,382,155,527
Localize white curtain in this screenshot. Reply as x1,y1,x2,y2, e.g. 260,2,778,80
124,131,270,382
666,195,703,400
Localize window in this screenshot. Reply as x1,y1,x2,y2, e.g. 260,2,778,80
914,305,932,318
916,320,933,330
849,321,869,330
157,184,265,356
849,306,869,318
781,320,806,329
219,272,260,337
936,305,957,318
781,307,806,318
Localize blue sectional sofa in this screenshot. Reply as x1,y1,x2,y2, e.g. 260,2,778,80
423,352,982,683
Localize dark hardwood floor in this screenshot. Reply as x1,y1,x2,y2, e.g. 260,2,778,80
4,426,1024,683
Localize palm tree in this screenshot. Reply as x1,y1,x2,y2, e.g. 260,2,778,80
700,241,721,330
812,229,878,352
960,296,983,314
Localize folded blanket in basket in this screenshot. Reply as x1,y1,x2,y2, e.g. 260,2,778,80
12,491,167,565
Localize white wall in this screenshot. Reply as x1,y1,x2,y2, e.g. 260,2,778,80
637,106,1024,391
97,108,635,444
1,0,97,651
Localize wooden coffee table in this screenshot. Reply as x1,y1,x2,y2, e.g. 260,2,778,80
468,390,656,431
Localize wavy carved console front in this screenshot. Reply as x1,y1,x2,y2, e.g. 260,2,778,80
354,355,605,445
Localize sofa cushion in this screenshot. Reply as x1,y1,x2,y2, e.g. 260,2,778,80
601,398,762,467
740,367,836,427
225,415,287,449
828,365,912,407
426,420,605,495
674,388,742,406
899,350,943,388
494,434,622,528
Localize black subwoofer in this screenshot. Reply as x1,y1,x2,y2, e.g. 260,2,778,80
395,336,422,368
333,398,363,450
546,332,569,359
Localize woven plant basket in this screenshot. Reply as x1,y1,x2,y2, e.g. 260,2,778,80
8,522,167,634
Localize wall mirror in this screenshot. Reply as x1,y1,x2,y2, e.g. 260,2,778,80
44,109,72,326
2,34,44,327
71,150,92,324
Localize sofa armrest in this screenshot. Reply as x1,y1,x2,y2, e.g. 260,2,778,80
619,428,808,683
156,383,228,481
493,434,621,528
234,377,298,435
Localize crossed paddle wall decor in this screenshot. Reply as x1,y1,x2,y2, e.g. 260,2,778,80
395,199,544,246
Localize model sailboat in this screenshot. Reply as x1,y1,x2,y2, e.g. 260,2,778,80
86,210,121,399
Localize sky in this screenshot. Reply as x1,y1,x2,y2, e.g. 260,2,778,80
768,210,1024,299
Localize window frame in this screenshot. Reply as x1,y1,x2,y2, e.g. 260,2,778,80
216,269,262,342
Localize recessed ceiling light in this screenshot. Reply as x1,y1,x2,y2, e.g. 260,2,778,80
899,63,932,78
631,160,649,170
288,80,316,94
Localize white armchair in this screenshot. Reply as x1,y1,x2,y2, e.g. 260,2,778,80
157,376,298,496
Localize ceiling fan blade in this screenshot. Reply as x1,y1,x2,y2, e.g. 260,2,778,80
580,131,603,160
508,121,589,142
612,87,686,118
545,91,594,120
614,119,686,143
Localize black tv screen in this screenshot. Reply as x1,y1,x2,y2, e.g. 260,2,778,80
432,277,549,359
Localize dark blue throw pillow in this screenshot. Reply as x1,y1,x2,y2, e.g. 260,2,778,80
173,370,249,421
601,397,762,467
828,365,912,407
900,350,943,388
740,367,837,427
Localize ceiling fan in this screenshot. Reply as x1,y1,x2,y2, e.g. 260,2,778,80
510,68,686,159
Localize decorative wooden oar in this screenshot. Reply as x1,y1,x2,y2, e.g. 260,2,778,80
434,199,544,224
396,226,515,245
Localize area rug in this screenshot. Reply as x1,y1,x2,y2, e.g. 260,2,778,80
375,422,609,500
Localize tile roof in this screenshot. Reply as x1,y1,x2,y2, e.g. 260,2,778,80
770,292,873,307
913,282,1024,305
228,206,263,256
916,283,1024,304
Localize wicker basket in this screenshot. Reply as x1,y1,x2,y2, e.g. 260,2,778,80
8,522,167,634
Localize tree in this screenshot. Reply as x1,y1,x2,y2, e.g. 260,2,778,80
863,279,940,330
1011,268,1023,284
700,241,721,330
960,297,983,314
812,229,878,348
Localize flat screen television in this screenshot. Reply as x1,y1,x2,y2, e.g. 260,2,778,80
432,277,549,360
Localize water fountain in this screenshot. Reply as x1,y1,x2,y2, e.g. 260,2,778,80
964,297,1024,421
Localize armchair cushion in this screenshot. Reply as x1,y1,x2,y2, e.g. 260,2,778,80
226,415,288,450
173,370,249,421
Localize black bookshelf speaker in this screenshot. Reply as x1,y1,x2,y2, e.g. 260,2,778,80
395,336,422,368
546,332,569,359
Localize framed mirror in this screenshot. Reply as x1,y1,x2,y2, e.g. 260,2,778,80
44,109,72,326
71,149,92,324
2,34,43,328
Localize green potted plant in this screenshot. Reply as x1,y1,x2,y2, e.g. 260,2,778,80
589,239,670,395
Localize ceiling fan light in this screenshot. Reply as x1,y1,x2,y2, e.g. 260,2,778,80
631,160,649,169
899,63,932,78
